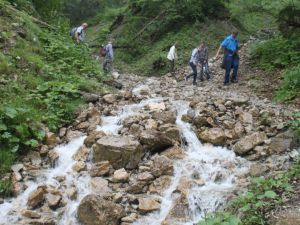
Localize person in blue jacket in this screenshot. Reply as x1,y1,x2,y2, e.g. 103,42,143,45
215,31,240,85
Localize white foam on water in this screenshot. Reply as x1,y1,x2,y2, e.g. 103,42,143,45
0,136,86,225
133,101,249,225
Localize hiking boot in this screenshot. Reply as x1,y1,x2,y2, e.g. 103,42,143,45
231,79,238,83
224,82,230,86
193,82,197,85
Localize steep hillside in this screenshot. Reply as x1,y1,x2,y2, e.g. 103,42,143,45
0,0,106,196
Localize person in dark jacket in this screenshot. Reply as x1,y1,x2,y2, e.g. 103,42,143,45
198,42,211,81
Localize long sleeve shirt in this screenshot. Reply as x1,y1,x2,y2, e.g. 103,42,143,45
167,45,177,61
105,43,114,60
198,47,208,62
189,48,199,65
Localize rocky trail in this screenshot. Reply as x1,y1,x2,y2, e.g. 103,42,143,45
0,42,299,225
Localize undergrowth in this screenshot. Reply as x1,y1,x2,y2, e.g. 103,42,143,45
0,1,105,196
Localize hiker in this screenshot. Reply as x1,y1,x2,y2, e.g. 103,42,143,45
103,41,114,73
72,23,88,44
215,31,240,85
185,44,201,85
198,42,211,81
167,42,177,74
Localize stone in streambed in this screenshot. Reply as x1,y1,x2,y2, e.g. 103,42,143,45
198,128,226,145
138,197,161,214
233,132,268,155
93,135,144,169
77,194,125,225
89,161,111,177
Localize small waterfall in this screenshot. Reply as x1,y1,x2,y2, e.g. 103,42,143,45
133,101,248,225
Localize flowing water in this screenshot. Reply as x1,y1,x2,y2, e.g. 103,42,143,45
0,87,248,225
133,100,249,225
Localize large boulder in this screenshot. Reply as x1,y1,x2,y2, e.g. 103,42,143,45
27,186,47,209
269,130,297,154
93,135,144,169
77,194,125,225
90,161,111,177
150,155,174,177
138,197,161,214
149,176,172,195
198,128,226,145
139,130,173,153
152,111,176,124
233,132,268,155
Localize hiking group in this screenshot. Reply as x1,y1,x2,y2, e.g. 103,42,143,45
167,31,240,86
70,22,114,73
70,24,239,84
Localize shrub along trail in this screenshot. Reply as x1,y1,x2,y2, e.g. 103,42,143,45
0,40,299,225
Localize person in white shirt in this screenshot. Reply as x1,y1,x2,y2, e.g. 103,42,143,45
167,42,177,74
75,23,88,44
103,41,114,73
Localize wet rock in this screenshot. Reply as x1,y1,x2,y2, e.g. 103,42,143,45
21,209,41,219
59,127,67,138
39,145,49,157
27,151,42,166
269,130,296,154
93,135,144,169
137,172,155,182
176,176,191,196
66,130,83,142
121,213,137,223
27,217,56,225
72,161,86,172
151,155,174,177
48,150,59,167
84,130,106,147
47,193,62,209
193,115,209,128
67,187,77,200
103,94,117,104
144,119,158,130
27,186,47,209
163,126,181,143
77,194,125,225
138,197,161,214
0,198,4,204
163,195,189,224
90,161,111,177
11,163,24,173
161,146,186,160
152,110,176,124
198,128,226,145
139,130,173,153
233,132,268,155
73,146,90,162
90,177,111,194
146,102,166,111
45,131,57,146
149,175,172,195
113,168,129,182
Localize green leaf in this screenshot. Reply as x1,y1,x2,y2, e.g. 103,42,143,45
25,139,39,147
264,190,277,199
4,107,18,119
0,123,7,131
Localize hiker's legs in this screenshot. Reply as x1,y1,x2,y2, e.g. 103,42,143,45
204,62,211,80
232,64,239,82
186,62,197,82
170,60,175,74
199,62,204,81
224,55,233,84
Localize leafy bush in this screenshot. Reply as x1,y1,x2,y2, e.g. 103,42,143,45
251,36,300,70
198,212,241,225
275,65,300,101
290,112,300,139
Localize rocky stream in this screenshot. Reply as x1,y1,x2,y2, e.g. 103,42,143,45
0,43,299,225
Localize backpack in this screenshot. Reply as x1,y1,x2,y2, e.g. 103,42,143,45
100,47,107,57
70,27,77,38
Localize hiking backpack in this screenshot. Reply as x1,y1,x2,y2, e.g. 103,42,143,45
100,47,107,57
70,27,78,38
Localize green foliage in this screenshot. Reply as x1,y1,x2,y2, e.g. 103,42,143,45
0,0,106,189
198,212,241,225
251,36,300,70
289,112,300,139
275,65,300,101
0,180,12,197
